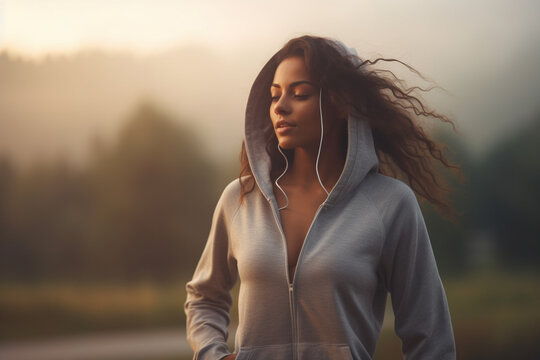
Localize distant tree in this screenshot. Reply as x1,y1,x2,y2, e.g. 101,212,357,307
0,155,91,282
86,99,221,282
0,155,18,280
420,127,471,275
472,116,540,269
0,99,227,283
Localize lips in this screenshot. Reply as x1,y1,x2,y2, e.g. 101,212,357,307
276,120,296,129
276,120,295,135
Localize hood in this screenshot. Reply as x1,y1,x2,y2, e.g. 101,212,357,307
244,40,379,209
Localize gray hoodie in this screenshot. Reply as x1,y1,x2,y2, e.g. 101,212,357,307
185,44,456,360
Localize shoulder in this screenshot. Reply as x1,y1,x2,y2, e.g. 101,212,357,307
218,175,263,225
222,177,242,199
359,172,423,233
213,178,243,219
360,172,419,211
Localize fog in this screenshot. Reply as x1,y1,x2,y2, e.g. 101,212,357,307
1,0,539,165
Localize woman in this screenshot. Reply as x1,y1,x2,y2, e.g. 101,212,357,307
185,35,458,360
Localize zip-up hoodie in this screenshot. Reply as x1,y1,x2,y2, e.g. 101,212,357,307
185,42,456,360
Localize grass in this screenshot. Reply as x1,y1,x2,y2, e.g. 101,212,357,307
0,280,188,341
372,270,540,360
1,271,539,359
444,271,540,360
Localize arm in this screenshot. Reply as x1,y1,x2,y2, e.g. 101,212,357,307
184,188,239,360
381,188,456,360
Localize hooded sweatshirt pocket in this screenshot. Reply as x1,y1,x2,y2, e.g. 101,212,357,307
237,343,353,360
236,344,292,360
298,343,353,360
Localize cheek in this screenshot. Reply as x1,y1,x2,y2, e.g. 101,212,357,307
269,103,279,123
299,101,320,125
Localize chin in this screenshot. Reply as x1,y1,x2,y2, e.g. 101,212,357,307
277,138,298,150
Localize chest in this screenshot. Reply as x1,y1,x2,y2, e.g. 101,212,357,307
231,189,384,291
274,185,327,281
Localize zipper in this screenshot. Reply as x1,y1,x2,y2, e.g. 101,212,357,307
288,283,297,360
292,203,324,285
267,198,296,358
267,197,325,360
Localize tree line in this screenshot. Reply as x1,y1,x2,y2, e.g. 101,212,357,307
0,100,538,283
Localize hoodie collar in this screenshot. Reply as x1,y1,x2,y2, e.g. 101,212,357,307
244,50,379,209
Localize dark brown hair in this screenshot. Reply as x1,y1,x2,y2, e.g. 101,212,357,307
239,35,462,221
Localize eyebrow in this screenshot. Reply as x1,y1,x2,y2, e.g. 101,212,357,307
270,80,315,89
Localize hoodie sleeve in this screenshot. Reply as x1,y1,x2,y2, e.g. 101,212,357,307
380,186,456,360
184,184,239,360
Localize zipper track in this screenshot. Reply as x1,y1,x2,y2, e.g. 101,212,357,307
268,198,325,360
288,284,297,360
292,203,324,286
268,199,296,359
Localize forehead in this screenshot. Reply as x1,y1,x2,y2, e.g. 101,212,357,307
272,56,312,85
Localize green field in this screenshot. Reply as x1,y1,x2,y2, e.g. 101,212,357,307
1,271,539,359
374,271,540,359
0,280,188,340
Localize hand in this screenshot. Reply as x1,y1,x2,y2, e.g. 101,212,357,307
222,354,237,360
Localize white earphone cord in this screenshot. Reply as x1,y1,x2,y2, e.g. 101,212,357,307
276,87,329,211
316,87,330,196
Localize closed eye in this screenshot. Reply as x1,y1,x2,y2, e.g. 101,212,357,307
270,93,310,102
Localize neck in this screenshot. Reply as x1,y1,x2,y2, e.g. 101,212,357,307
286,132,346,192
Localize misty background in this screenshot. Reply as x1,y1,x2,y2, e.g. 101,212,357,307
0,0,539,359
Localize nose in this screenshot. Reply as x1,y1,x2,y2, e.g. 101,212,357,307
273,95,291,116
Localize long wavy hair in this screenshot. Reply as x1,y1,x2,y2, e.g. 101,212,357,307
239,35,461,221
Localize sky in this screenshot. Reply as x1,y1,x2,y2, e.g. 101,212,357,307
2,0,539,86
1,0,540,159
2,0,538,60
